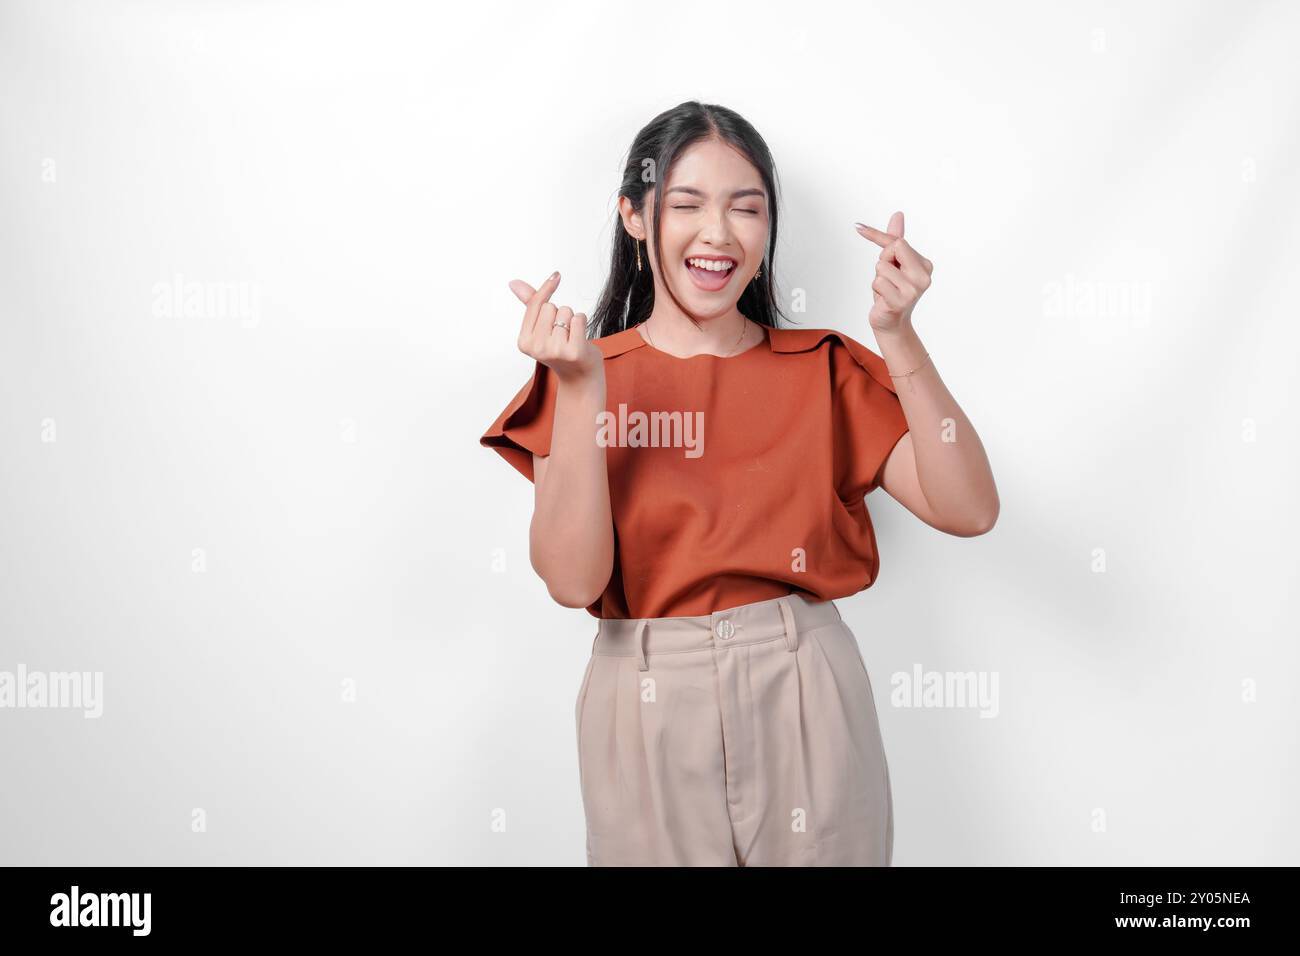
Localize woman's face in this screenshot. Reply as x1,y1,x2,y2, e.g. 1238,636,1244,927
629,137,770,320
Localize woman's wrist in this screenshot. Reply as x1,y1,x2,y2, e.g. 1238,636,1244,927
555,369,608,429
871,320,929,377
555,366,606,393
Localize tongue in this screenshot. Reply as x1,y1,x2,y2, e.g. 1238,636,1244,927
687,262,732,290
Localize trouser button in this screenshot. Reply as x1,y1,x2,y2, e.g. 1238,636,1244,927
716,619,734,640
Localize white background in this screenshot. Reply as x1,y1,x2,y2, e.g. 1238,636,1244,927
1,0,1296,865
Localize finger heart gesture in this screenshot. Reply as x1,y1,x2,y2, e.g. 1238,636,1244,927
507,272,604,385
855,211,933,333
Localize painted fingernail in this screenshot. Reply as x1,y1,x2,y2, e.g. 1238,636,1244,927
854,222,867,229
549,270,560,282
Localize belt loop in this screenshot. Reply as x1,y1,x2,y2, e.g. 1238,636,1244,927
778,597,798,653
635,619,649,671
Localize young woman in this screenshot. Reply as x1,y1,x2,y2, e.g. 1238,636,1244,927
480,101,998,867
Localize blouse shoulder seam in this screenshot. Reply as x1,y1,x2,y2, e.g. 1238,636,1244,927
594,326,650,360
769,326,897,394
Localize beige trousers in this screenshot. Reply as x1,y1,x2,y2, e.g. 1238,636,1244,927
574,591,893,867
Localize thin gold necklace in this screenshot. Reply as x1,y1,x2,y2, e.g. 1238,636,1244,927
641,317,750,357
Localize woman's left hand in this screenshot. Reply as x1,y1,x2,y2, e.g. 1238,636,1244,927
855,211,933,333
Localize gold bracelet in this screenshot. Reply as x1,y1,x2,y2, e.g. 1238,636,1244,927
887,352,932,378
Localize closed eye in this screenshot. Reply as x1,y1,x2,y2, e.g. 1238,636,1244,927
672,204,760,214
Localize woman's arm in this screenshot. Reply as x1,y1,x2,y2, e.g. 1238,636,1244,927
873,323,999,536
508,274,614,607
857,213,1000,537
528,372,615,607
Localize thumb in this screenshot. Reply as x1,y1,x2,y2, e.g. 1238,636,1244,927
887,210,904,238
507,279,536,304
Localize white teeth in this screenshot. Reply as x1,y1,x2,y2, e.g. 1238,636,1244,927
687,257,735,272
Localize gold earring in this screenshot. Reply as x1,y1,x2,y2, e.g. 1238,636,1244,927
636,239,642,272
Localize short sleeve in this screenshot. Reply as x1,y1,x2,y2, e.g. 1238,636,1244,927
830,334,910,499
479,361,558,483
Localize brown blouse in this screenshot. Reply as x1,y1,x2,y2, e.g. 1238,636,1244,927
480,324,910,620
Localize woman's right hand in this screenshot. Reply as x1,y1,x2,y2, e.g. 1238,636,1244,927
508,272,603,385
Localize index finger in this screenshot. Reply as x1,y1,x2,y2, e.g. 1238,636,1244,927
521,271,561,335
889,237,929,280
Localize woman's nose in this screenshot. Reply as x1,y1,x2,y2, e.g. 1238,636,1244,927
699,208,733,241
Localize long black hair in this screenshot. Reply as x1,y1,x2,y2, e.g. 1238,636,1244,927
587,101,788,339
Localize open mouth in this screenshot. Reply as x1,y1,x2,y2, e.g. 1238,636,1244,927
684,256,737,292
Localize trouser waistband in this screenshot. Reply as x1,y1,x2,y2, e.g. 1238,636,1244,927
593,592,843,671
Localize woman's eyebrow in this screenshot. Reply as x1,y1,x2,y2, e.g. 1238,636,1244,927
665,186,767,200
